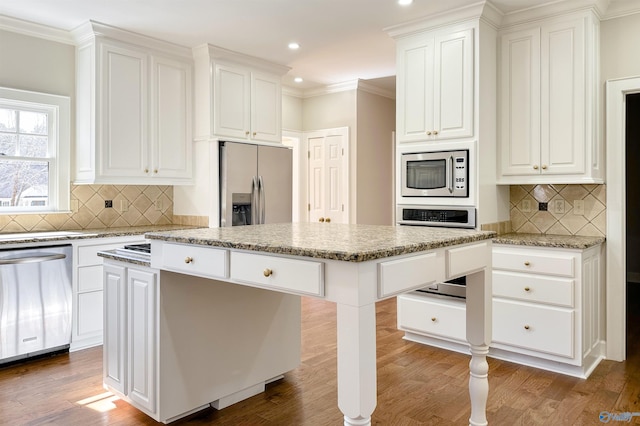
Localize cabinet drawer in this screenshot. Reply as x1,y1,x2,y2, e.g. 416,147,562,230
230,252,324,297
78,239,146,266
161,243,228,279
493,271,574,307
378,252,442,298
493,248,575,277
398,293,466,342
493,299,574,358
447,242,491,278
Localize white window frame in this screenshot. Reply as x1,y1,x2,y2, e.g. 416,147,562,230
0,87,70,213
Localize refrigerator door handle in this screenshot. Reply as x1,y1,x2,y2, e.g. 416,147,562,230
258,176,265,224
251,176,258,225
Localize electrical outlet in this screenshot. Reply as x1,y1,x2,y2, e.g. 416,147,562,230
538,202,548,211
154,198,163,211
521,199,532,213
105,200,113,208
574,200,585,215
553,199,566,214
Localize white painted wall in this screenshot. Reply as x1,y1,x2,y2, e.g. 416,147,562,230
356,89,395,225
282,93,303,131
601,13,640,82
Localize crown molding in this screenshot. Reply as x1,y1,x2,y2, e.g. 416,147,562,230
602,0,640,20
0,14,74,45
283,79,395,100
499,0,609,27
193,43,291,76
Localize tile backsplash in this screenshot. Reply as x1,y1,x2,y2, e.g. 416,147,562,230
510,184,606,237
0,185,173,233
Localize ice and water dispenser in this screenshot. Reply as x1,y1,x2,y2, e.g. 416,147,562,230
231,193,252,226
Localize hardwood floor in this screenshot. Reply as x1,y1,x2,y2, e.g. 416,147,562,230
2,296,640,425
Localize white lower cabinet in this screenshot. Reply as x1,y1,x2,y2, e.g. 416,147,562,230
103,262,159,418
71,235,146,351
103,256,301,423
398,243,604,378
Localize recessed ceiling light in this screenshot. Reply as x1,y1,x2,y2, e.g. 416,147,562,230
288,42,300,50
398,0,413,5
294,77,303,83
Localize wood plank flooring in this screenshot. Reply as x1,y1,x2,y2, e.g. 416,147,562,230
2,295,640,425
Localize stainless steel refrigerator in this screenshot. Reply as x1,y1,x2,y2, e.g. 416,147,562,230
219,141,292,227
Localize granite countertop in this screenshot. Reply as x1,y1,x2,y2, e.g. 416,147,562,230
493,233,605,249
146,223,496,262
0,225,200,245
98,249,151,267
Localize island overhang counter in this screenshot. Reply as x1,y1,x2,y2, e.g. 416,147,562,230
145,223,496,426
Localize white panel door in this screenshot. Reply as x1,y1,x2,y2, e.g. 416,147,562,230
499,28,541,176
251,72,282,143
396,35,433,143
103,264,127,395
433,28,474,140
307,130,348,224
127,268,157,414
152,56,192,179
99,42,148,178
541,18,585,175
214,63,250,140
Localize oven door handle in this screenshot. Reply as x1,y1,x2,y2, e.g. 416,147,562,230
0,253,66,265
448,155,454,193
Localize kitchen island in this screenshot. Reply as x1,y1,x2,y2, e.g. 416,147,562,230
107,223,495,425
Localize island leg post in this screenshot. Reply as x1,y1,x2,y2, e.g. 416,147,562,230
466,268,492,426
336,303,377,426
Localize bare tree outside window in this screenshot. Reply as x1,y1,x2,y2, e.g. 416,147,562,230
0,107,50,208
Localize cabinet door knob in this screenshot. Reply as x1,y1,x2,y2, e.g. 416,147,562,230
426,131,432,135
263,268,273,277
325,218,331,223
245,131,250,136
533,165,539,170
253,132,257,137
431,317,437,322
319,217,325,222
541,165,548,170
433,130,438,135
184,256,193,264
524,325,530,330
153,169,158,174
524,261,530,266
144,168,149,173
524,286,531,292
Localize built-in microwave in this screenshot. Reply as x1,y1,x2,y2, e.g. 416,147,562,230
400,149,468,198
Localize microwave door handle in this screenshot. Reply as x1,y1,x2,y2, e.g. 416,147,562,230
448,156,454,194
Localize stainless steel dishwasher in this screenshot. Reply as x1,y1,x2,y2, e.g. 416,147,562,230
0,244,72,365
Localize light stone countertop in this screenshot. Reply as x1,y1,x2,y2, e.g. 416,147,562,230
0,225,200,245
145,223,496,262
493,233,605,249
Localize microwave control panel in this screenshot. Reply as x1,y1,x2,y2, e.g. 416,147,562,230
454,156,467,192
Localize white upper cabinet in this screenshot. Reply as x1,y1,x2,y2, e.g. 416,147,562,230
497,11,603,184
193,44,288,144
73,21,193,185
395,25,474,143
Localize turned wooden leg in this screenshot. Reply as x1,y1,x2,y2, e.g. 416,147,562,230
466,268,492,426
336,303,377,426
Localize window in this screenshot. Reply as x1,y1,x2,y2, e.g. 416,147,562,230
0,88,70,213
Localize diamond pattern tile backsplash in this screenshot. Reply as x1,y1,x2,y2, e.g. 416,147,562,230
0,185,173,233
510,184,606,237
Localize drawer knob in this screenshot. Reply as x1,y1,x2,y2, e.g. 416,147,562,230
524,325,530,330
524,287,531,292
263,268,273,277
524,261,530,266
184,256,193,264
431,317,437,322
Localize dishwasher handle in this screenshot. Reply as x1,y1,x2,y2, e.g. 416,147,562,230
0,253,66,265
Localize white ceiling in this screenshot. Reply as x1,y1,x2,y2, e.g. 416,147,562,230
0,0,631,92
